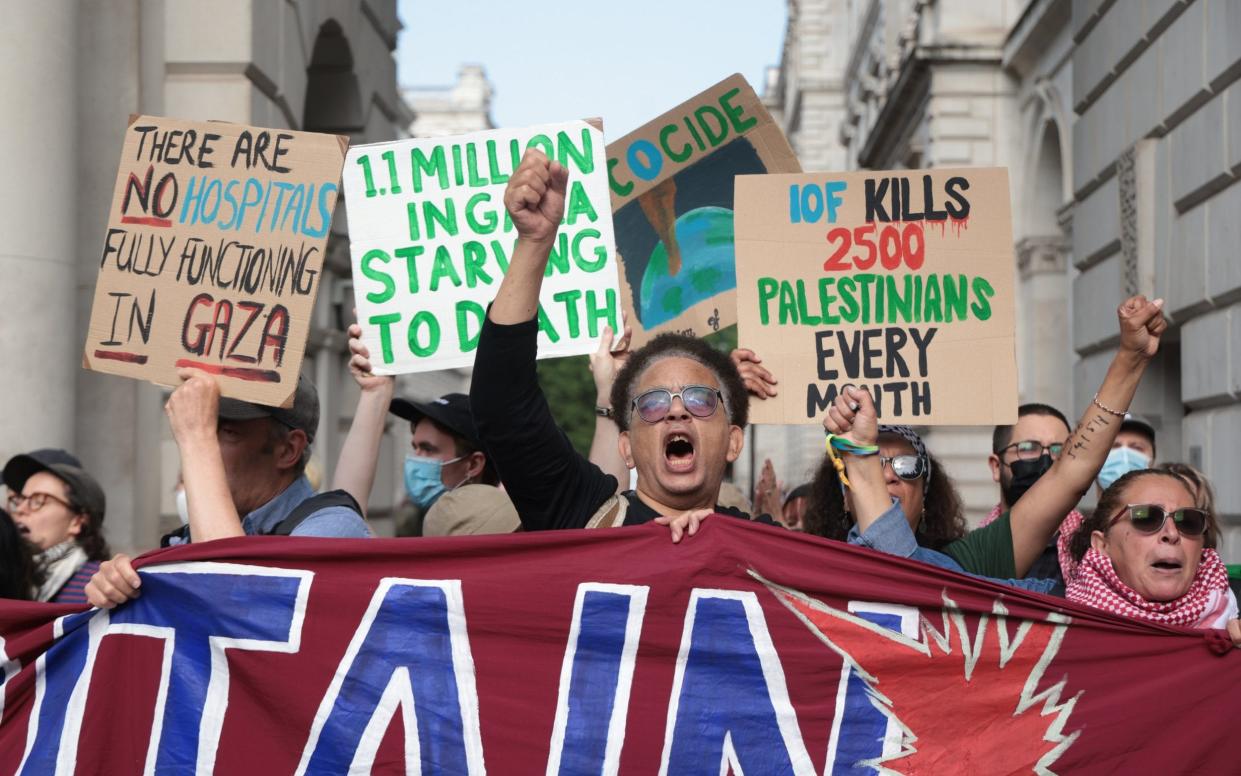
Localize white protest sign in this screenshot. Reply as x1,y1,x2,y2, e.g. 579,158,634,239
343,121,620,373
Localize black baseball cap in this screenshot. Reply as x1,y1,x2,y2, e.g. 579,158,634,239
390,393,480,447
3,453,107,526
217,374,320,443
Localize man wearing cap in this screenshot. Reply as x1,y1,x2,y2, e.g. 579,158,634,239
87,369,369,608
1097,414,1157,492
3,448,110,604
390,393,500,513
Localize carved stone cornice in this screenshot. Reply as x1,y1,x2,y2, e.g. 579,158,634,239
1015,234,1069,279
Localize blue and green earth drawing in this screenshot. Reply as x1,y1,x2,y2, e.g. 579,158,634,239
615,137,764,329
638,206,736,328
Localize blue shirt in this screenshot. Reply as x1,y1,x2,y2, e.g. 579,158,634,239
848,498,1059,595
240,476,371,538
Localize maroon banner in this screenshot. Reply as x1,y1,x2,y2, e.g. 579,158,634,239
1,518,1238,774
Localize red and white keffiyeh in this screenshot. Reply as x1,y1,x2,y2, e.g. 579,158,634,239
1066,547,1234,627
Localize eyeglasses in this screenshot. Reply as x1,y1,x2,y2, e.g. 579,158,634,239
632,385,723,424
1107,504,1209,537
880,454,926,481
6,491,76,514
998,440,1065,461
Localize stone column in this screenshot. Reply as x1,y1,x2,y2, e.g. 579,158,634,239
1016,234,1071,412
73,0,166,554
0,3,79,461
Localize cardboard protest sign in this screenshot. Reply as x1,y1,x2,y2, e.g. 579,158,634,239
607,74,800,344
83,116,347,407
735,168,1018,425
343,121,619,373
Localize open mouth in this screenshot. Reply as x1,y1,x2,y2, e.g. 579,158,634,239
1151,560,1183,571
15,524,30,536
664,434,696,472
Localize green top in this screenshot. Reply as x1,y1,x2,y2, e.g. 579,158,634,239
941,511,1017,579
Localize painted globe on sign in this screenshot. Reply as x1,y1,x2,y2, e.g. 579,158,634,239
638,206,736,328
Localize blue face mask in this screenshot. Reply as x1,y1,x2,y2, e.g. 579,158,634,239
403,454,464,510
1097,446,1151,490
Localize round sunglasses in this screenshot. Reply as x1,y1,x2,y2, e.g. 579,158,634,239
1107,504,1209,537
880,454,926,481
632,385,723,424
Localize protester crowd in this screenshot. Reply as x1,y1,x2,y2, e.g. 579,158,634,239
0,149,1235,651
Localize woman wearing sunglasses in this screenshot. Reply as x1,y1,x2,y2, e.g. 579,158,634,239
1065,469,1240,644
804,424,966,552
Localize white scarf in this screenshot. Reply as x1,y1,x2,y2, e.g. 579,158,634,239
37,540,87,602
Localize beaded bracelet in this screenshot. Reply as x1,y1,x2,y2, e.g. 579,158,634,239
1091,392,1127,418
823,434,879,488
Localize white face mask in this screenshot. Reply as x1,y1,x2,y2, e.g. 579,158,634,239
175,488,190,526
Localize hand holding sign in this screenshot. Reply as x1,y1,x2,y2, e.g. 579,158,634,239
505,149,569,244
346,322,393,393
590,320,633,404
165,368,222,445
1116,296,1167,360
731,348,778,398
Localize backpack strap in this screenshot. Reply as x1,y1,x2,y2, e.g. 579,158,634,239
585,493,629,529
160,524,191,548
161,489,364,544
267,489,363,536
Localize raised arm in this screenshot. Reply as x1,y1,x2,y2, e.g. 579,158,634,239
471,150,617,529
588,321,632,494
487,150,569,324
330,322,394,515
166,369,244,541
1008,295,1167,576
822,386,892,532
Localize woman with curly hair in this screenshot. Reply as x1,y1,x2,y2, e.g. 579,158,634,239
804,424,965,551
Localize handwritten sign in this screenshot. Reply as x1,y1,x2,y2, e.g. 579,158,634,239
735,168,1018,425
83,116,347,407
343,121,619,373
607,74,800,344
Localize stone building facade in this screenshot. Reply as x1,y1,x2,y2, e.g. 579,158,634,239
404,64,495,138
0,0,412,550
764,0,1240,549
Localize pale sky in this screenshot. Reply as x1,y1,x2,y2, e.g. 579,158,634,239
396,0,787,138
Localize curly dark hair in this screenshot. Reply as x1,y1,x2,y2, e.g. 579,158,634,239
609,333,748,432
804,446,966,551
1068,468,1196,563
0,509,45,600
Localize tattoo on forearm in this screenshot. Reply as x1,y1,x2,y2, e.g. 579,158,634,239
1066,412,1112,459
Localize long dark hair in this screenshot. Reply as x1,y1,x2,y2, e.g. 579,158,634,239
0,509,45,600
805,449,966,551
1068,468,1195,563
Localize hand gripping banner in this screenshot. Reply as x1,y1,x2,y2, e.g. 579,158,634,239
1,518,1237,774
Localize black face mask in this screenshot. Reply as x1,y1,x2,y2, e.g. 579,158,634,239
1003,453,1053,507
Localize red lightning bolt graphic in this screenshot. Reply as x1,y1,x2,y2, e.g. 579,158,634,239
753,573,1083,775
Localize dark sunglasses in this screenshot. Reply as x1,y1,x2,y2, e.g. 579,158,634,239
632,385,723,424
880,454,926,481
1108,504,1209,537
